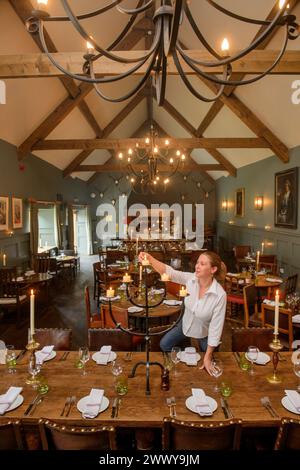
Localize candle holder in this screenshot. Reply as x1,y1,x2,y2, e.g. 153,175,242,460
25,335,41,386
266,334,283,384
103,265,184,395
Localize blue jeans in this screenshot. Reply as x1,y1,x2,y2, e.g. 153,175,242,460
160,320,208,352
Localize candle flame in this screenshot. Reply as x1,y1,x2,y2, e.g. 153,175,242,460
221,37,230,52
31,289,34,295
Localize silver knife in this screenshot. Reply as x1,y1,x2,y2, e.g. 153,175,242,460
29,395,44,416
16,349,26,361
24,394,41,415
111,398,118,418
220,398,229,419
115,397,120,418
223,398,234,418
233,352,240,366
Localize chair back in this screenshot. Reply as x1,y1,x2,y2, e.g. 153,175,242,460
39,419,116,450
261,304,293,349
224,276,246,296
165,281,181,297
102,305,129,329
0,420,25,450
105,250,126,265
34,328,72,350
148,324,174,351
34,255,50,274
88,328,134,351
231,327,273,352
275,418,300,450
284,274,298,297
233,245,251,259
85,286,102,329
243,283,258,327
162,418,242,450
0,267,18,298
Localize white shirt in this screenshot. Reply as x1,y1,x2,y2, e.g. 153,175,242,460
166,266,227,347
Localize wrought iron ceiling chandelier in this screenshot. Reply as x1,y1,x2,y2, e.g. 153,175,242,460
27,0,299,104
119,124,186,194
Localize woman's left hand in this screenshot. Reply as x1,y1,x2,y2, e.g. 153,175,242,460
199,355,214,375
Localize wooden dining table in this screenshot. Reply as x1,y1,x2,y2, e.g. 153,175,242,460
1,351,298,432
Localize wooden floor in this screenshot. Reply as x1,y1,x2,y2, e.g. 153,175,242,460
0,255,232,351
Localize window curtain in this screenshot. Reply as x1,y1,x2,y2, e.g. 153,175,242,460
68,206,75,251
30,203,39,265
86,206,93,255
55,204,62,249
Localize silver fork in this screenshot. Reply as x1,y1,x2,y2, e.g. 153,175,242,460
261,396,279,418
66,395,76,417
124,351,132,362
166,398,173,417
170,396,177,418
60,397,71,416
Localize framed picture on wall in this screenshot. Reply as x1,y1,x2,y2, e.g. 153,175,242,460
235,188,245,217
275,167,298,229
0,196,9,231
12,197,23,229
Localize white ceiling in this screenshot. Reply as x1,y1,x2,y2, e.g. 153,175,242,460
0,0,300,182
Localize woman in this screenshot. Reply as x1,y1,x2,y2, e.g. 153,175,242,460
138,251,227,375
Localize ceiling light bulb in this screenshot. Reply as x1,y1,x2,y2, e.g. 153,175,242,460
165,139,169,146
279,0,286,8
153,181,157,185
170,158,174,163
176,150,181,156
128,148,133,155
221,37,230,53
136,142,139,148
164,178,169,184
118,152,123,159
145,137,150,145
156,176,160,181
127,157,131,162
154,147,158,154
86,40,94,53
38,0,48,5
181,154,186,160
130,177,135,183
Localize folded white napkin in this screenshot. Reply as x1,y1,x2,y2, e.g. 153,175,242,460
35,345,54,364
0,348,7,365
163,299,182,306
96,346,112,365
25,270,35,277
127,306,143,313
99,295,120,302
0,386,23,415
285,390,300,413
82,388,104,418
153,288,165,295
265,277,282,283
226,273,238,276
192,388,212,416
292,314,300,324
184,347,198,366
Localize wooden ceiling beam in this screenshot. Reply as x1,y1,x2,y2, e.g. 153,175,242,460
2,50,300,78
196,101,224,137
77,164,223,173
34,137,268,151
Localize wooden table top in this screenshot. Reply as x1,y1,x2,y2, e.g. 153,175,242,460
0,351,298,428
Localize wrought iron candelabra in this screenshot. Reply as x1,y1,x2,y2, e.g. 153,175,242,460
105,264,184,395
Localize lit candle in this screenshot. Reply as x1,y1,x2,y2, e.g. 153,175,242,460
136,236,139,256
185,229,189,240
179,286,187,297
141,255,149,266
161,273,169,282
274,290,280,335
122,272,131,283
261,242,265,254
130,228,133,240
30,289,35,337
3,254,6,267
139,265,142,282
106,286,115,298
256,250,260,271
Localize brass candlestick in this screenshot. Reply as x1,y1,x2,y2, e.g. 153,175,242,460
25,335,41,386
266,333,283,384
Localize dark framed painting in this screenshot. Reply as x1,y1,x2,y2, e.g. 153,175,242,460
12,197,23,229
0,196,9,231
235,188,245,217
275,167,298,229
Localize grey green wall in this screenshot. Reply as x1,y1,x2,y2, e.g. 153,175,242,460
0,139,88,265
216,146,300,281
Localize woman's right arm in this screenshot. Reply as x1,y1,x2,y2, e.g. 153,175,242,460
139,252,192,285
138,252,166,275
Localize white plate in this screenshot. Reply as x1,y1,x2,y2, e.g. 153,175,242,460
163,300,182,306
127,306,143,313
92,351,117,364
245,352,270,365
185,395,217,414
177,351,201,364
3,394,24,412
281,396,300,415
77,396,109,416
35,350,56,362
265,278,283,283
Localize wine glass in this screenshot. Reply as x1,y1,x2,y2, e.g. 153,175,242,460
111,360,123,377
247,346,258,375
211,358,223,392
78,346,89,376
170,347,181,376
28,356,41,387
6,345,17,374
293,360,300,392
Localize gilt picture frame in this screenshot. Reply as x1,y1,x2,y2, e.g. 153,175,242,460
0,196,9,231
275,167,298,229
12,197,23,229
235,188,245,217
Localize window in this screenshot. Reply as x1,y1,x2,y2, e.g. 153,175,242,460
38,206,57,248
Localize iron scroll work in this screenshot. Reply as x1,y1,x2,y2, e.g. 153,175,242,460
105,266,184,395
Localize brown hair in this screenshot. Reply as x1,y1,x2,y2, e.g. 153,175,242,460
200,251,227,283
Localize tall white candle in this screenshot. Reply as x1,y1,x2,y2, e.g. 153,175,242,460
136,236,139,256
106,286,115,298
30,289,35,337
139,265,142,282
3,254,6,267
274,290,279,335
256,250,260,271
261,242,265,254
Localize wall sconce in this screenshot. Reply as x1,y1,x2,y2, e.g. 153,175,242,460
221,200,228,211
247,222,255,228
264,224,271,231
111,199,116,206
254,196,264,210
228,220,235,225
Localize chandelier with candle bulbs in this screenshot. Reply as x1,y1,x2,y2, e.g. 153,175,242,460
118,124,186,194
26,0,299,104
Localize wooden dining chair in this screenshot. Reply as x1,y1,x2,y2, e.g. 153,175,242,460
231,327,273,352
88,328,135,351
243,283,260,327
85,286,103,330
283,274,298,297
34,254,50,274
224,275,246,322
0,267,28,325
261,304,293,350
162,418,242,450
148,324,175,351
274,418,300,450
39,419,116,450
0,420,26,450
34,328,72,350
